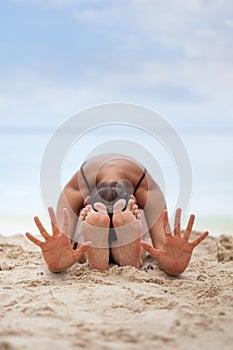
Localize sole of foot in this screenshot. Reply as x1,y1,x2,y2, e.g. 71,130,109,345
111,199,144,268
79,203,110,271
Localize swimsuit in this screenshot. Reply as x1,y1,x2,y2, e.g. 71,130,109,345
80,160,147,196
74,160,147,253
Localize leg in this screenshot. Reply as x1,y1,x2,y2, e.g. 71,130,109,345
111,199,145,268
79,203,110,271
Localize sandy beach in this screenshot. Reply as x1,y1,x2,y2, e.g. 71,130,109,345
0,232,233,350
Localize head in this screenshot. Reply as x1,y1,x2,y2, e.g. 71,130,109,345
86,181,133,214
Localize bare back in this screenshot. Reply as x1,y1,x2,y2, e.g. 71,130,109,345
66,154,158,209
57,153,165,247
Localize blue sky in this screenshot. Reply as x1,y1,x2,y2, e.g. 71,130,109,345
0,0,233,131
0,0,233,236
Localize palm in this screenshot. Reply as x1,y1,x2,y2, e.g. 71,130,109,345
40,233,80,272
26,207,90,272
141,208,208,275
152,235,195,275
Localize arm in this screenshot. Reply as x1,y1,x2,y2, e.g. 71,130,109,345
56,171,86,241
143,186,167,249
136,174,167,249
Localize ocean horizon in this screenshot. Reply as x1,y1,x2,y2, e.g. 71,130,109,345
0,126,232,237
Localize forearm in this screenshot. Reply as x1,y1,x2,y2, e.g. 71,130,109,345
56,190,79,240
148,211,166,249
141,184,167,249
144,201,166,249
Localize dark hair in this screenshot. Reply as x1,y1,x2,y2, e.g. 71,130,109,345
87,181,132,214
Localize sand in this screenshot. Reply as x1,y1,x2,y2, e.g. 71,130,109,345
0,232,233,350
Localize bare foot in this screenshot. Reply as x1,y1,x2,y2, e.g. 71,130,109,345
111,199,144,268
79,203,110,271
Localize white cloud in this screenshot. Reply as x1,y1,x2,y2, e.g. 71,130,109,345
225,19,233,28
0,69,92,128
74,8,116,24
12,0,233,63
0,94,9,108
13,0,103,7
3,0,233,130
1,52,232,130
72,0,233,63
74,4,121,25
128,1,232,59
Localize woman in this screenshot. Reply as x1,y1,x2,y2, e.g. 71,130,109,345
26,154,208,275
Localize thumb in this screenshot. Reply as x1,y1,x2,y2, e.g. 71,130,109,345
73,241,92,260
140,240,160,258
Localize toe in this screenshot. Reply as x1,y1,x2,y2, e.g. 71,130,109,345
133,208,140,216
126,199,135,211
132,204,141,219
79,214,85,221
113,199,126,213
79,205,92,220
132,203,139,211
79,209,86,221
93,202,107,213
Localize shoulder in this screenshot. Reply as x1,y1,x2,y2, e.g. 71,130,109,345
135,170,164,208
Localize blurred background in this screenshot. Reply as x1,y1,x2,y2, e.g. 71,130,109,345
0,0,232,236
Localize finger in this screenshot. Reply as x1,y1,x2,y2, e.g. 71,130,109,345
191,231,209,247
174,208,181,237
62,208,70,235
140,240,160,258
73,241,92,260
51,222,60,236
163,209,172,236
34,216,50,240
183,214,195,240
48,207,59,236
25,232,43,247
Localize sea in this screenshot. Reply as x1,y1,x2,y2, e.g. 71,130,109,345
0,125,232,237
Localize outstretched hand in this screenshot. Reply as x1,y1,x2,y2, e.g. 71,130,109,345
140,208,208,275
26,207,91,272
